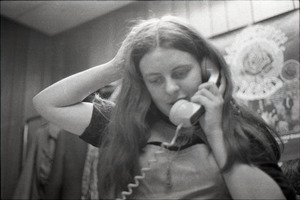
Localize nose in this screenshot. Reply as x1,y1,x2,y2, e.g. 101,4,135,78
165,78,180,95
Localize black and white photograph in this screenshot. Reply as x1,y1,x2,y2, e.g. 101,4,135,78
1,1,299,199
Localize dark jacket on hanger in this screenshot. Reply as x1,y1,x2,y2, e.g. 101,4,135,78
13,123,60,199
43,130,88,199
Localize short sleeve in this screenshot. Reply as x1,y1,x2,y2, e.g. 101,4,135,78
249,138,296,200
79,99,114,147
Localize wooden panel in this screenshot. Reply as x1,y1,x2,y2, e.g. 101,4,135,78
83,2,144,69
41,39,55,88
1,17,29,199
226,0,253,30
188,1,212,38
1,17,54,199
171,1,188,19
146,1,172,18
83,14,115,67
6,26,28,200
252,0,294,22
294,0,299,8
50,1,152,79
59,30,92,76
24,31,42,118
1,18,15,132
210,1,229,36
128,1,148,19
51,38,66,83
1,18,17,199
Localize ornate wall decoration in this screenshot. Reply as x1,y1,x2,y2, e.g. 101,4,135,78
225,25,289,101
216,11,299,140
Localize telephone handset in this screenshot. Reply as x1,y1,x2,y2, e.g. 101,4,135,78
169,58,220,127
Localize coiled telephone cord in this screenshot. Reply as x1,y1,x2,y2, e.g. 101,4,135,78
116,123,183,200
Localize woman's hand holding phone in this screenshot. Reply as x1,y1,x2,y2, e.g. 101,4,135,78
190,73,226,136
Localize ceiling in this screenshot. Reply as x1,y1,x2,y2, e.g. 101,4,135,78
0,1,135,36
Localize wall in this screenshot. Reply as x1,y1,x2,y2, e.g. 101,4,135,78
1,1,299,199
210,10,299,161
1,17,54,198
54,1,298,72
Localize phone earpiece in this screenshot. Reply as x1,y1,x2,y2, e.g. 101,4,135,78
201,57,210,82
201,57,220,85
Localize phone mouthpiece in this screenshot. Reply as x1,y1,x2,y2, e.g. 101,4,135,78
169,99,202,127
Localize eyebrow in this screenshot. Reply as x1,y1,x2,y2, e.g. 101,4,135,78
172,64,193,70
144,73,161,79
144,64,193,77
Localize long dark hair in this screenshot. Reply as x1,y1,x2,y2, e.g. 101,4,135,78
97,16,281,198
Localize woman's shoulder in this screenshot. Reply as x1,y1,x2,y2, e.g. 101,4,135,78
93,97,115,113
79,98,115,147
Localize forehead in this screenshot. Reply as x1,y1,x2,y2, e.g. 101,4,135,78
139,47,199,75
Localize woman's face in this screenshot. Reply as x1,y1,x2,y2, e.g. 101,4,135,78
139,47,202,116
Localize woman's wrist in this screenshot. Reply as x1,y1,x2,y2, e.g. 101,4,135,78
108,57,125,79
205,129,228,168
206,129,224,150
204,127,223,139
90,59,124,86
111,55,125,67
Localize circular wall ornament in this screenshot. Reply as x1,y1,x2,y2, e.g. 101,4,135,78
280,59,299,82
225,25,288,100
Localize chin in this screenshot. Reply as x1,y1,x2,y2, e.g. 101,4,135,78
159,108,170,117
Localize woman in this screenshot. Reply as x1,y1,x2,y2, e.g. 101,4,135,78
33,16,295,199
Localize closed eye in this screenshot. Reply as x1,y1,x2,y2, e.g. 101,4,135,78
172,68,190,79
147,76,164,85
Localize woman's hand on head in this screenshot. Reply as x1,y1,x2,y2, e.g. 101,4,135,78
190,81,224,135
112,34,133,68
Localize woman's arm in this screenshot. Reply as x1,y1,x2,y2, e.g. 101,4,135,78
33,59,124,136
206,130,286,199
33,33,131,135
192,81,285,199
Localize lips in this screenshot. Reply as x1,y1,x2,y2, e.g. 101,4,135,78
168,97,187,106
